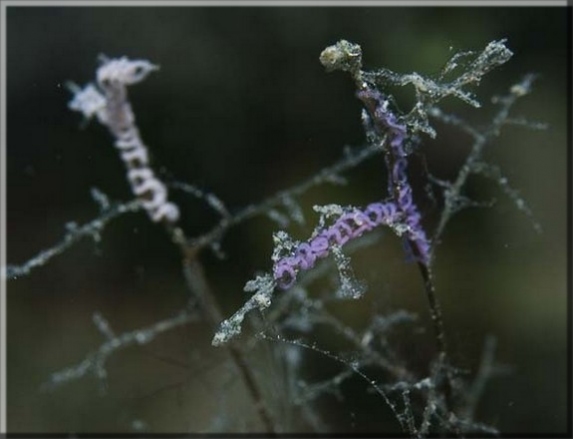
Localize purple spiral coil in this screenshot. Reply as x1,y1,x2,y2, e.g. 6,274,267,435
273,202,401,290
272,85,432,290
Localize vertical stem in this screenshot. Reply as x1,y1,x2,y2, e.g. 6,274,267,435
413,251,454,414
415,258,447,358
175,233,277,434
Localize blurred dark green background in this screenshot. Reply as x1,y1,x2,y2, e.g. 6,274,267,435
6,6,569,434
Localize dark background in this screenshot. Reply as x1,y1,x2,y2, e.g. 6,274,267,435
6,6,569,434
